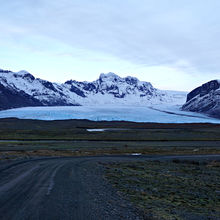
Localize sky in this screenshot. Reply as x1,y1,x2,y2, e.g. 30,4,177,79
0,0,220,91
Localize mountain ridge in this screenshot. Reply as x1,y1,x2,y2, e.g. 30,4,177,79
182,80,220,118
0,68,186,110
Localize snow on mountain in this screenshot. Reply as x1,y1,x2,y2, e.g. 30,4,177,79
63,72,187,106
182,80,220,118
0,69,76,107
0,69,187,110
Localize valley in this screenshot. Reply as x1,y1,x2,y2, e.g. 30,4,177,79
0,118,220,158
0,118,219,219
0,70,219,220
0,105,219,123
1,1,220,219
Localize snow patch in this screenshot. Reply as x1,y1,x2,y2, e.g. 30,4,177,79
87,129,106,132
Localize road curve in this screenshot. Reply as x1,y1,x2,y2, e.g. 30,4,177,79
0,155,220,220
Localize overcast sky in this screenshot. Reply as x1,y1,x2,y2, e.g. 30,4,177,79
0,0,220,91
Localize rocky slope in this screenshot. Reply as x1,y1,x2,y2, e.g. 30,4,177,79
0,69,186,110
182,80,220,118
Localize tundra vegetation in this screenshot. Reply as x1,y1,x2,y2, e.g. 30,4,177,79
0,118,220,159
0,118,219,219
104,159,220,219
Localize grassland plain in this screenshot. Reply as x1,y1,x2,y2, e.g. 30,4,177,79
0,118,220,219
0,118,220,159
104,159,220,220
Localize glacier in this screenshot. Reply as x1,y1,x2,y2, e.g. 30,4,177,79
0,69,219,123
0,105,219,123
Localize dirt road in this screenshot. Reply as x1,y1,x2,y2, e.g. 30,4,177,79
0,155,219,220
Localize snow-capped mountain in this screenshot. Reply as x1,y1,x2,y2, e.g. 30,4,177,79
182,80,220,118
64,72,186,105
0,69,186,110
0,69,76,109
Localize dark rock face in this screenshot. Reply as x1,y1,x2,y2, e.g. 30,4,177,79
39,80,58,93
125,77,138,85
0,84,43,110
0,69,12,73
186,80,220,102
82,83,96,92
182,80,220,118
69,85,86,97
14,73,35,81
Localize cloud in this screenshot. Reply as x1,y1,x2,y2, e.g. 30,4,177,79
0,0,220,90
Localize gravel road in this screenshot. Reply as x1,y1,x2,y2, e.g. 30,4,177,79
0,155,219,220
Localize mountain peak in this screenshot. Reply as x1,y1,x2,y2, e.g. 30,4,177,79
99,72,119,80
16,70,31,75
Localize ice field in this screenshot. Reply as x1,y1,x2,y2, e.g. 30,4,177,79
0,105,219,123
